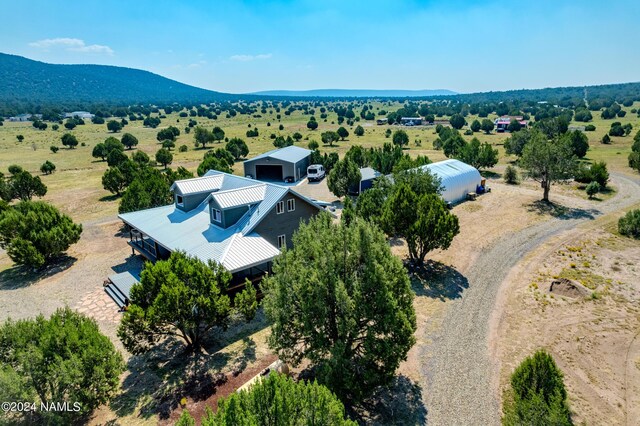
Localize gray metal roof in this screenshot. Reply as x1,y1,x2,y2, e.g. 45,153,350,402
170,174,225,195
119,201,280,273
120,171,324,272
360,167,381,181
210,184,267,209
244,146,312,164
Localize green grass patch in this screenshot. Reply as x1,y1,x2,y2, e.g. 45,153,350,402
558,267,610,290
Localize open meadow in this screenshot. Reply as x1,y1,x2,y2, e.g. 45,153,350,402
1,100,640,424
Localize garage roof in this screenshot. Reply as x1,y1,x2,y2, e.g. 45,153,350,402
245,146,312,164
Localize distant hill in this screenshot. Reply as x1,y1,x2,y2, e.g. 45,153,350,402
252,89,457,98
0,53,240,112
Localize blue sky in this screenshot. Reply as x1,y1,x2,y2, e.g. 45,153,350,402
1,0,638,94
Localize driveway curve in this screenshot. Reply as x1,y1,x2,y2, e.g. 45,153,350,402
422,173,640,425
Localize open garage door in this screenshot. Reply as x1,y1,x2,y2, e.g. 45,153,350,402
255,165,283,181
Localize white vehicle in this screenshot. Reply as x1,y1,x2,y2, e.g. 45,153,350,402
307,164,325,182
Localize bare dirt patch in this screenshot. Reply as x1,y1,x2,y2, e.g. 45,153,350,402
549,278,591,299
494,227,640,425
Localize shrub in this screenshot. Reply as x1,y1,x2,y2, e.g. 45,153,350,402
179,144,188,152
618,209,640,239
49,145,59,153
584,124,596,131
195,373,355,425
504,165,520,184
40,160,56,175
585,181,600,199
0,308,124,424
0,201,82,267
502,350,571,425
589,161,609,187
601,134,611,144
629,152,640,172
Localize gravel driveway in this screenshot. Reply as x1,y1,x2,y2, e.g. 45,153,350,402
422,173,640,425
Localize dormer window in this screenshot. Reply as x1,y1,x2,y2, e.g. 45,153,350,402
212,208,221,222
176,195,184,206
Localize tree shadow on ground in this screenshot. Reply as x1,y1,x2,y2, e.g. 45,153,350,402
0,255,77,290
349,375,427,425
388,236,405,247
481,170,501,179
410,260,469,300
110,311,267,420
526,200,598,220
113,223,130,238
110,255,145,275
99,194,120,202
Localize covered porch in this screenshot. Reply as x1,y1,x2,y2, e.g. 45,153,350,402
126,227,170,262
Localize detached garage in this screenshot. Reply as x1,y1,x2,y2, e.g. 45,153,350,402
243,146,312,183
420,159,482,204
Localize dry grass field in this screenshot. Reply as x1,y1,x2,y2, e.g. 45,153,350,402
1,100,639,424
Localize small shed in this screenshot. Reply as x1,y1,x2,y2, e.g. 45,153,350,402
359,167,382,193
243,146,312,183
420,159,482,204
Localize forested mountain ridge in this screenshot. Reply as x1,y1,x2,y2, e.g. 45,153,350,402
0,53,240,114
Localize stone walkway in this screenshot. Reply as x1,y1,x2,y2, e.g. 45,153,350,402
75,287,122,324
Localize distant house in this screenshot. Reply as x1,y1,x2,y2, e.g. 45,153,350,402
349,167,382,195
494,116,528,132
8,113,36,122
376,118,388,125
243,146,312,183
401,117,423,126
118,171,325,288
64,111,94,119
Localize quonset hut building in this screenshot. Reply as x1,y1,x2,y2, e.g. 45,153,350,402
420,159,482,204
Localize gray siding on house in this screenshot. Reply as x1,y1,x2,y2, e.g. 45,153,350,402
223,206,250,228
208,198,223,226
208,198,250,228
253,192,320,248
175,192,210,211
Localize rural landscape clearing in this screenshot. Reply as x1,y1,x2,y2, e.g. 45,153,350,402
1,2,640,425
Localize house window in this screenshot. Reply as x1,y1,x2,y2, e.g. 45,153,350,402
276,201,285,214
277,234,286,249
176,195,184,206
212,208,221,222
287,198,295,212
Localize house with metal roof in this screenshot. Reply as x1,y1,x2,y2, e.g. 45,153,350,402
243,146,312,182
118,170,324,288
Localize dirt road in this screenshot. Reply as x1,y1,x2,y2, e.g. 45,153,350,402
422,173,640,425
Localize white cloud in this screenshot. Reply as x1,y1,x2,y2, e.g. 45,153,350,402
229,53,272,62
187,60,207,69
29,38,114,55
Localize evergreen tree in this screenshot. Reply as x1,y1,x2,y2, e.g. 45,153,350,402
0,308,124,424
0,201,82,267
503,350,571,426
262,214,416,401
118,251,256,353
